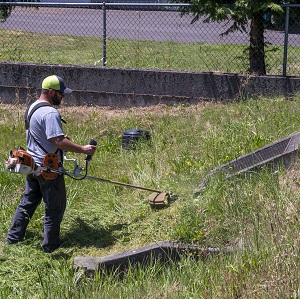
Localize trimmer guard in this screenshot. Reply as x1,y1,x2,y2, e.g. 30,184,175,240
148,192,169,207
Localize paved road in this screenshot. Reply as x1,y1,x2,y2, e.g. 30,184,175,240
0,7,299,46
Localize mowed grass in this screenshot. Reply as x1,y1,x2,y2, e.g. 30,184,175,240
1,98,300,298
1,28,300,75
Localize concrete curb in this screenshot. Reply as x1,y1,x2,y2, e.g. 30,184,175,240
73,241,230,273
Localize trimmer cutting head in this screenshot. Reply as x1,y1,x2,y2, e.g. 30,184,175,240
147,192,170,207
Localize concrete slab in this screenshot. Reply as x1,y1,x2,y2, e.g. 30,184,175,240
73,241,226,273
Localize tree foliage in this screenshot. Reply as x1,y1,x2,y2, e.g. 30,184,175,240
0,1,12,22
0,0,39,23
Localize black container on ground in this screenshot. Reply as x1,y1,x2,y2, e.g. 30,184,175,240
122,129,151,149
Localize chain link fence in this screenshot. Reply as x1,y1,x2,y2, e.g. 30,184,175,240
0,2,299,76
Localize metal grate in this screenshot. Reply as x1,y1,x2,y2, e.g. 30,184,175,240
197,132,300,191
221,136,298,173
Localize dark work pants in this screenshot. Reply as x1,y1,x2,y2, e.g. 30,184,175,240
6,173,66,249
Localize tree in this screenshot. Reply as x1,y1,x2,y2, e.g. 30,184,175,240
173,0,296,75
0,1,12,22
0,0,39,23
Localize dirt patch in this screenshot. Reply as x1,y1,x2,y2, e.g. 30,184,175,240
61,102,210,113
58,102,216,121
1,102,218,126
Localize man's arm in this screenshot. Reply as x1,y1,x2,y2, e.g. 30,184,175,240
49,135,96,156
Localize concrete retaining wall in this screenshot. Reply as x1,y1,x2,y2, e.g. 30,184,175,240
1,62,299,106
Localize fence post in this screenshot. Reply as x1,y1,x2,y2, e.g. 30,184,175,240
102,1,107,66
282,5,290,77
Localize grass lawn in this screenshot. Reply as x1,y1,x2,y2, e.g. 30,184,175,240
1,28,300,75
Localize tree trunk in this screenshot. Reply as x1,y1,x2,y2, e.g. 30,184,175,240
249,12,266,75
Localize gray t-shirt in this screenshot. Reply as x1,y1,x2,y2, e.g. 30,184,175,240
26,100,64,165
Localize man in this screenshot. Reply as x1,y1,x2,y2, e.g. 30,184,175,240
6,75,96,253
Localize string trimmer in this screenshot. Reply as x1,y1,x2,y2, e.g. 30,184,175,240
5,139,170,207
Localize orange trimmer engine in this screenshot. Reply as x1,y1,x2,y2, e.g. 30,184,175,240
41,153,59,180
6,148,36,175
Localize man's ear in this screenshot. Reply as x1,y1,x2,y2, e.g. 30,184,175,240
48,89,56,96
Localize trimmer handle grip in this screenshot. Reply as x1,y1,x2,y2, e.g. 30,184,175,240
85,139,97,161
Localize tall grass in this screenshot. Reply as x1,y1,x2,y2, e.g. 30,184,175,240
1,98,300,298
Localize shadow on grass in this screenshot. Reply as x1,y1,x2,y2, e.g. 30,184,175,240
61,217,128,249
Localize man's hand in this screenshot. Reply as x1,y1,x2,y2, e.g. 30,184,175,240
81,144,96,157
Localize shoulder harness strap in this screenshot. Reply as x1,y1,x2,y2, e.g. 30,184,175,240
24,102,51,130
24,102,60,155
